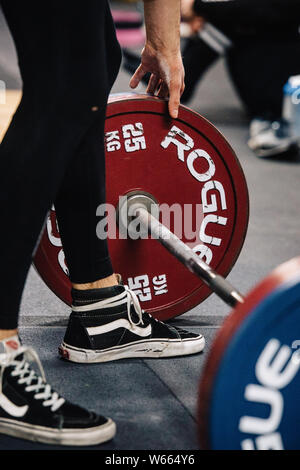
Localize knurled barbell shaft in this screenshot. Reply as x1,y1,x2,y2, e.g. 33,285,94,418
135,206,245,308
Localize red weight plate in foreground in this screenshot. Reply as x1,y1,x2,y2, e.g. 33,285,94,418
198,256,300,449
34,94,249,320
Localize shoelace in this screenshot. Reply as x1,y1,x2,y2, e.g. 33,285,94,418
124,286,161,326
71,285,163,328
124,285,144,326
0,346,65,412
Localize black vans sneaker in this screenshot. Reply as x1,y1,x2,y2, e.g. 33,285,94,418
59,284,205,363
0,336,116,446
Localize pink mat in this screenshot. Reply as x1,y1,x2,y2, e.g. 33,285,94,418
116,28,145,47
112,9,145,47
112,10,142,23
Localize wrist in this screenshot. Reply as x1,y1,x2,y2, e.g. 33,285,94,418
144,40,180,59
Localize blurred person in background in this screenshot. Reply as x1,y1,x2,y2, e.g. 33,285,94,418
123,0,300,159
180,0,300,159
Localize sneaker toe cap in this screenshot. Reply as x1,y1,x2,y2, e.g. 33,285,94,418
58,401,109,429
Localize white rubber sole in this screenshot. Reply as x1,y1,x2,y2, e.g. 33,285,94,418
0,417,116,446
248,137,299,158
59,335,205,363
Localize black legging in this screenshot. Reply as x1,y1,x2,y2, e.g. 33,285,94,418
181,20,300,120
225,35,300,120
0,0,122,329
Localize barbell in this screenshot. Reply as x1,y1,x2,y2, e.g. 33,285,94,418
34,93,249,320
33,94,299,449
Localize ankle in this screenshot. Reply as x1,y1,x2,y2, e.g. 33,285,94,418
0,329,18,342
72,273,119,290
71,282,125,308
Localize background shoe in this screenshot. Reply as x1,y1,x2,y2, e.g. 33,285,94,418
59,285,205,363
0,336,116,446
248,117,300,158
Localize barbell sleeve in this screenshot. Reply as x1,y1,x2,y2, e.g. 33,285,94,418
135,206,245,308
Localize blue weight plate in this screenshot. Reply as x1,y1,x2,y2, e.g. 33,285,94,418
199,257,300,450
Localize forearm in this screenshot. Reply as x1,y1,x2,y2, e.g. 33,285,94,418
143,0,181,55
132,1,184,118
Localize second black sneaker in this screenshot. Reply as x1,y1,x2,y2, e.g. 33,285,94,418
0,336,116,445
59,283,205,363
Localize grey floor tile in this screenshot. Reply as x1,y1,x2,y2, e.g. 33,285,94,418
144,328,218,417
1,327,200,450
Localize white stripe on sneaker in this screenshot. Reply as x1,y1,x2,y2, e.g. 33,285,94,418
0,394,28,417
72,291,128,313
86,319,152,338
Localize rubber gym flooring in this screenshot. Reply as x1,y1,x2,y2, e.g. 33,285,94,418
0,7,300,451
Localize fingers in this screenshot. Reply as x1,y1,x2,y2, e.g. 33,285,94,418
129,52,185,120
157,81,169,99
168,73,184,119
181,79,185,96
150,73,184,119
147,74,160,95
130,64,146,89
